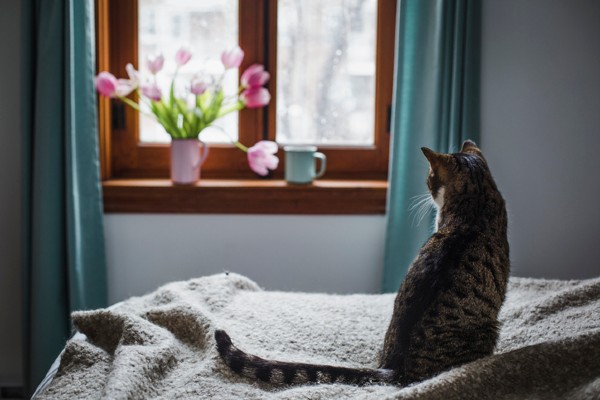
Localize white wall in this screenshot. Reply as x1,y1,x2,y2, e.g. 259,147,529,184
480,0,600,279
105,215,386,303
0,0,22,386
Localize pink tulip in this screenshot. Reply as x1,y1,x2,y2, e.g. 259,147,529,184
125,63,138,83
221,46,244,69
141,83,162,101
175,47,192,66
95,72,118,97
240,87,271,108
115,79,136,97
146,54,165,74
241,64,270,88
114,63,139,97
190,77,209,95
247,141,279,176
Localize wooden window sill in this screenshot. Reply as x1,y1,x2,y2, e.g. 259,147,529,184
102,179,388,214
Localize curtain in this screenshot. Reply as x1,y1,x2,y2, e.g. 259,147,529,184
21,0,107,394
382,0,481,293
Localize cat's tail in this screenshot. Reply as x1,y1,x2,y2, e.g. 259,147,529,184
215,329,395,386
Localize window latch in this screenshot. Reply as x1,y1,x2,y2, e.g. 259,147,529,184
111,101,126,130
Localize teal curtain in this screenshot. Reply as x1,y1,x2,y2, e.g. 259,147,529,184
382,0,481,293
21,0,107,394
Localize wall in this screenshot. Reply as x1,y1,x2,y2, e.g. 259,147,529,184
0,0,22,386
106,214,386,303
480,0,600,279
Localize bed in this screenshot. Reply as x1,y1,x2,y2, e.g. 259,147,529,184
34,272,600,399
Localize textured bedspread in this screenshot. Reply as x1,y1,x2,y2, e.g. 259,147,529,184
37,273,600,399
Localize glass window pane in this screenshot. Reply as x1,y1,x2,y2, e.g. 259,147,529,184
138,0,238,144
277,0,378,146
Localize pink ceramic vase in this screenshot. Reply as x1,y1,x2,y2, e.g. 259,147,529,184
170,139,209,185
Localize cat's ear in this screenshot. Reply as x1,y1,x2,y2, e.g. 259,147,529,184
460,140,484,158
421,147,437,163
421,147,451,168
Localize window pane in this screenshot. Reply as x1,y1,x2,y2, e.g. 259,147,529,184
277,0,378,146
138,0,238,144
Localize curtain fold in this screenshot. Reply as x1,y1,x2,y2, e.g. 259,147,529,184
382,0,481,293
21,0,107,394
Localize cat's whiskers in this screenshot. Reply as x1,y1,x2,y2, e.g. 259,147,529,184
409,193,435,227
408,193,431,210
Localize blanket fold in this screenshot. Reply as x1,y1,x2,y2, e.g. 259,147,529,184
38,273,600,399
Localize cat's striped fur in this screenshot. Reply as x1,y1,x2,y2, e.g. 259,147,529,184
215,330,395,385
215,140,510,386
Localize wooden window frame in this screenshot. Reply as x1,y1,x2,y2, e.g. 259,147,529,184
96,0,395,213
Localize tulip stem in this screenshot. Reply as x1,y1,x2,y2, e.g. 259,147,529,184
233,141,248,152
203,125,247,152
119,96,141,111
216,101,244,119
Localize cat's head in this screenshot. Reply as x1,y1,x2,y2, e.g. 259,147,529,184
421,140,489,209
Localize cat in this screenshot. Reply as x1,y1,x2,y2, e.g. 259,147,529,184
215,140,510,386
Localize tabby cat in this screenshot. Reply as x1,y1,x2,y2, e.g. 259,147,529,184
215,140,510,386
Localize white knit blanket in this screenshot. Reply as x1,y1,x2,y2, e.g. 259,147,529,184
37,273,600,399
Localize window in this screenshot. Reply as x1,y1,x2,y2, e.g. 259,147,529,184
276,0,379,147
96,0,395,213
137,0,240,145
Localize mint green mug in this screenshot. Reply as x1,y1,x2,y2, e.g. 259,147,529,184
284,146,327,184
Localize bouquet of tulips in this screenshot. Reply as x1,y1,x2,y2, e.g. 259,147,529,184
94,46,278,176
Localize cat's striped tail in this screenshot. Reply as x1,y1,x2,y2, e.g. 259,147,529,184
215,330,395,386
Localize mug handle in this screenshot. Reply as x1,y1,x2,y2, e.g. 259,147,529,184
314,152,327,179
199,141,210,166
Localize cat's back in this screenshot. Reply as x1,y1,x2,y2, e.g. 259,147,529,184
394,227,509,384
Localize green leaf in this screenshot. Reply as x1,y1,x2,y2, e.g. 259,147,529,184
152,101,179,138
198,90,211,113
177,99,204,139
206,90,225,124
192,107,204,136
169,72,177,108
216,100,244,119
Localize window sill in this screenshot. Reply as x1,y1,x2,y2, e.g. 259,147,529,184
102,179,388,214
